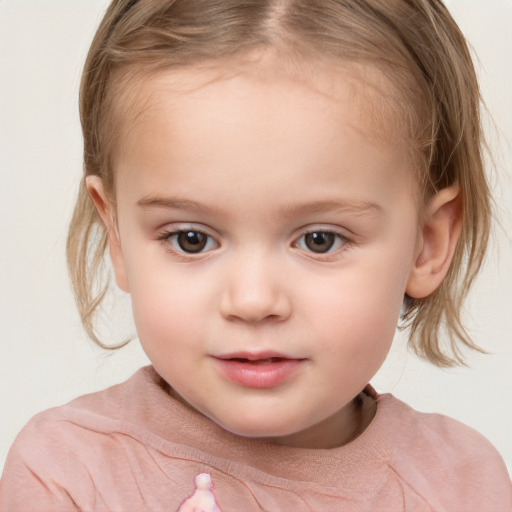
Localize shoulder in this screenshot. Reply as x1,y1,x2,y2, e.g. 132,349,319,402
0,367,157,511
2,366,160,459
377,394,512,511
0,403,95,511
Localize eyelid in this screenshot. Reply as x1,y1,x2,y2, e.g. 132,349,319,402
292,226,353,256
295,232,347,249
156,222,218,239
156,224,220,257
294,224,352,242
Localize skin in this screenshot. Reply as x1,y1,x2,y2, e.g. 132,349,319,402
87,56,461,449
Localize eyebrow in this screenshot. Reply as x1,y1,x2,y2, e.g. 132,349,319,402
279,199,383,217
137,196,225,216
137,195,383,218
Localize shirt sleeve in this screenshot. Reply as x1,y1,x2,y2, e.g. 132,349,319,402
0,411,92,512
0,451,79,511
385,399,512,511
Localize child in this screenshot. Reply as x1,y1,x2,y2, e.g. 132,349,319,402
1,0,511,510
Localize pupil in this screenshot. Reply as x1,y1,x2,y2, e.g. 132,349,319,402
305,232,335,253
178,231,207,253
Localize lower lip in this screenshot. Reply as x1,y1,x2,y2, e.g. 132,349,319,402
214,358,304,389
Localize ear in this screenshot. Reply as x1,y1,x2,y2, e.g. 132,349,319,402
85,176,130,293
406,186,462,299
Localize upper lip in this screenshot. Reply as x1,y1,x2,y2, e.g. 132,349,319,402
213,351,301,361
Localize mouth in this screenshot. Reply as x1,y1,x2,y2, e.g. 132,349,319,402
213,352,305,388
227,357,289,365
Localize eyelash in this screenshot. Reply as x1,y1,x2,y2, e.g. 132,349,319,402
156,228,352,257
295,230,350,255
157,228,218,256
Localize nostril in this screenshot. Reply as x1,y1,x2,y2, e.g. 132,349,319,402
218,276,292,323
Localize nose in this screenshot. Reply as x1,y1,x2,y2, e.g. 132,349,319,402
218,252,292,323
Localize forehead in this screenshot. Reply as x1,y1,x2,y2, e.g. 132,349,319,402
107,53,421,213
109,53,420,226
111,53,410,157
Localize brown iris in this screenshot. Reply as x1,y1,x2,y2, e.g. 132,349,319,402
304,232,336,253
177,231,208,253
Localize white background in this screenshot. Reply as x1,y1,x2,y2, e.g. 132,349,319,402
1,0,511,474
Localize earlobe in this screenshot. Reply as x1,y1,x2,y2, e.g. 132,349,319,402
85,176,130,293
406,186,462,299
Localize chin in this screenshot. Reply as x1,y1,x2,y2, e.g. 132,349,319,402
213,413,303,440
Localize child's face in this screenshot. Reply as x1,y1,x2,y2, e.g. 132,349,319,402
102,60,424,448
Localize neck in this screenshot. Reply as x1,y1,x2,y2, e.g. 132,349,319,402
268,391,377,450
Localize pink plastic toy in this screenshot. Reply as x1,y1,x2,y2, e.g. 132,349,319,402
177,473,222,512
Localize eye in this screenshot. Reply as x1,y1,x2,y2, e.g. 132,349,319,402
295,231,347,254
166,230,217,254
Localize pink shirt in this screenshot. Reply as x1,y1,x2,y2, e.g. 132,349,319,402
1,366,510,511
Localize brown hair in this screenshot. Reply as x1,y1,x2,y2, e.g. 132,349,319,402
67,0,491,366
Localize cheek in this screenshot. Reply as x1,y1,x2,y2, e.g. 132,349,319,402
321,291,399,355
306,255,410,365
127,262,212,352
310,258,407,327
316,290,400,393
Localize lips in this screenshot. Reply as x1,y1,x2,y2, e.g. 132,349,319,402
229,357,286,365
213,352,304,389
